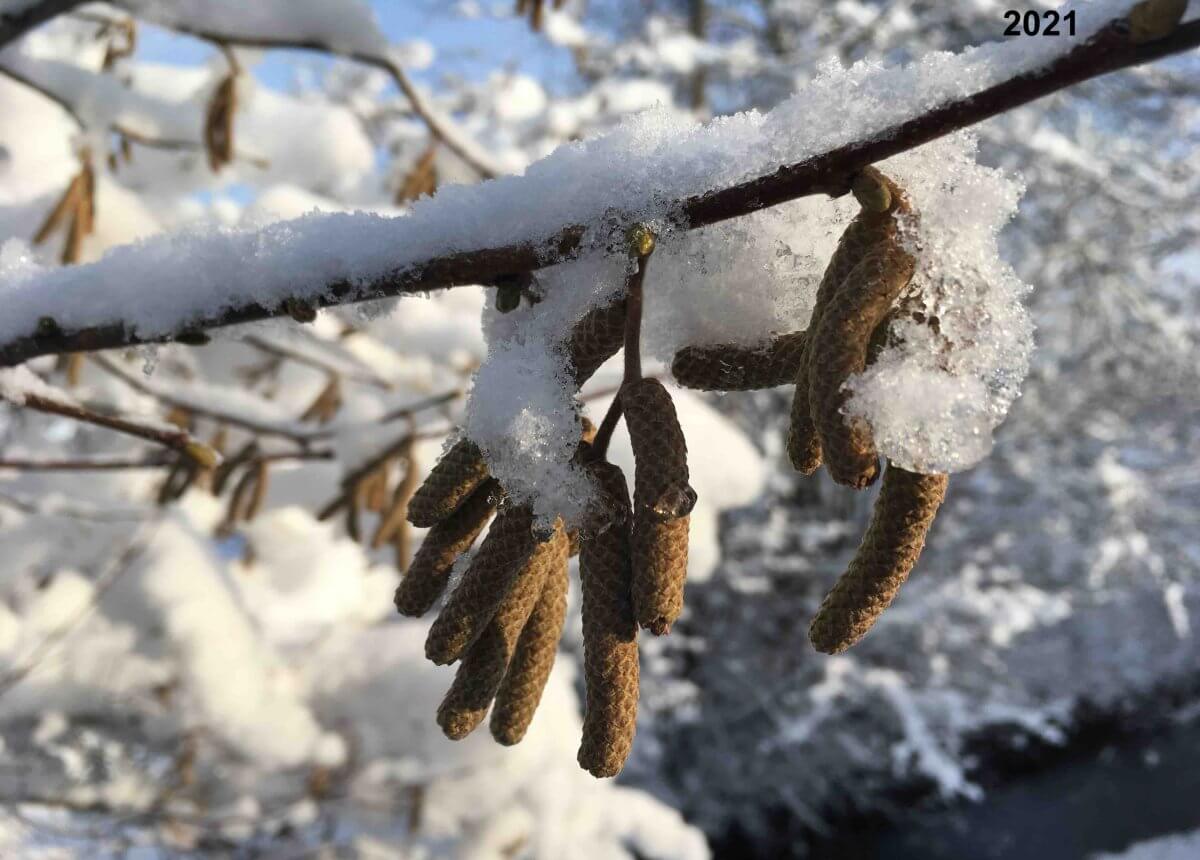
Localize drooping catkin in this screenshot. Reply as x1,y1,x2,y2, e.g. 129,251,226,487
809,464,948,654
489,556,569,745
564,297,628,387
407,437,491,528
788,167,905,476
807,169,915,489
671,331,806,391
577,461,640,778
809,245,915,488
203,73,237,172
424,504,539,665
436,525,567,739
621,378,694,634
394,479,500,618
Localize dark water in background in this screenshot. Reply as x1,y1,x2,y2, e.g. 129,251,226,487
818,709,1200,860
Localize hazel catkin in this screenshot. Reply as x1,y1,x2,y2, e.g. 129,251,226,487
436,525,567,739
489,555,569,745
565,297,628,387
807,169,915,489
577,460,640,778
394,478,500,618
788,169,906,476
621,378,695,634
671,331,806,392
407,437,491,528
424,503,538,665
809,464,948,654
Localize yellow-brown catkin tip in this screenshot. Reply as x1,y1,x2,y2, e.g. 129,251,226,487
671,331,807,392
489,559,569,746
435,527,567,739
809,465,948,654
183,440,220,470
395,479,498,618
578,461,639,778
626,223,656,257
424,504,537,665
407,437,490,528
851,167,893,213
1129,0,1188,43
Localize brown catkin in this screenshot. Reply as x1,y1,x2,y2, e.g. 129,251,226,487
787,169,902,477
630,516,689,635
621,378,694,521
577,461,640,778
806,171,915,488
407,437,491,528
564,297,628,387
424,504,538,665
809,244,915,489
809,464,948,654
437,526,567,739
372,441,419,549
622,378,693,634
671,331,806,391
395,479,500,618
489,556,569,745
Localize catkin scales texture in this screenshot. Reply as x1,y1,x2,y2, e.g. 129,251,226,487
621,379,694,520
809,465,948,654
631,516,690,636
436,526,567,740
395,479,499,618
407,437,491,527
621,378,693,635
424,504,538,665
490,558,569,745
672,331,806,391
578,461,640,778
809,245,915,488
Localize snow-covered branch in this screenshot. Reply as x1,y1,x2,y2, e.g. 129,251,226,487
0,6,1195,368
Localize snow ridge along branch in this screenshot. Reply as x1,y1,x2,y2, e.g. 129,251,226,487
0,8,1197,369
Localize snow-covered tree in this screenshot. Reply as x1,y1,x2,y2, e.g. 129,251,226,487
0,1,1197,857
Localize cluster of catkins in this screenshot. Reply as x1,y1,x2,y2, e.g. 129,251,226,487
395,167,948,776
673,167,948,654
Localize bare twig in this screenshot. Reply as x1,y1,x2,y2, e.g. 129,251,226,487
0,454,174,470
13,392,216,465
0,63,268,166
242,334,393,390
145,20,503,178
90,353,313,444
4,15,1197,367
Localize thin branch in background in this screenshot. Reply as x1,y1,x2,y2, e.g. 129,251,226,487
4,13,1197,367
241,334,393,390
0,64,269,168
0,454,174,471
154,20,503,179
13,392,217,466
89,353,314,444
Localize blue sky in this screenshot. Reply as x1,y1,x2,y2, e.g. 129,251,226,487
135,2,572,93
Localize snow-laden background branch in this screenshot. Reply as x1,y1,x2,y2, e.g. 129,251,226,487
0,1,1198,858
